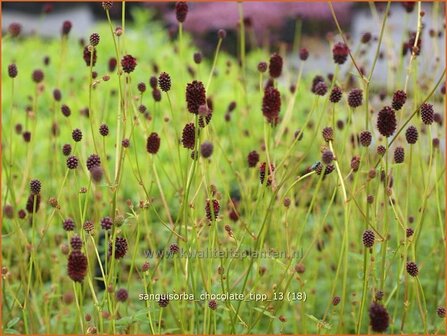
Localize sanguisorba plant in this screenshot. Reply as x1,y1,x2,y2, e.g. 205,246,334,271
1,1,446,335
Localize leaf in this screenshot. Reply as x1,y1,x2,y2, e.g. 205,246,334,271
5,328,20,335
252,306,276,319
7,317,20,329
305,314,332,330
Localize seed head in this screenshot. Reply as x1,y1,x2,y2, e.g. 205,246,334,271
186,81,206,114
402,2,415,13
369,302,389,332
351,156,361,172
99,123,109,136
247,151,260,168
72,128,83,142
193,52,203,64
175,2,188,23
108,57,117,72
158,295,169,307
102,2,113,10
420,103,434,125
406,227,414,237
30,179,41,194
332,296,341,306
32,69,44,83
66,156,79,169
208,299,218,310
406,261,418,277
67,250,88,282
61,21,72,36
205,199,220,222
218,29,227,39
362,230,375,248
332,42,349,64
101,216,113,231
262,86,281,125
83,220,94,233
200,141,213,158
83,46,97,66
8,64,18,78
116,288,129,302
268,53,283,78
359,130,372,147
299,48,309,61
377,106,397,137
61,104,71,117
437,307,446,318
158,72,171,92
121,54,137,73
311,75,325,94
146,132,161,154
391,90,407,110
89,33,100,46
361,32,372,44
260,162,275,185
86,154,101,171
53,89,62,102
152,88,161,102
322,127,334,142
63,218,75,231
70,235,83,250
26,194,41,213
394,147,405,163
109,237,128,259
23,131,31,143
181,123,196,149
314,82,328,96
329,86,342,103
348,88,363,108
137,82,146,93
149,75,158,89
257,61,267,73
322,149,334,165
8,22,22,37
122,138,130,148
405,125,418,144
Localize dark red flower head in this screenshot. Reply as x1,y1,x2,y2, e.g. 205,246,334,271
332,42,349,65
8,23,22,38
181,123,196,149
369,302,389,332
186,80,206,114
83,46,97,67
268,53,283,78
348,88,363,108
61,20,72,36
158,72,171,92
32,69,44,83
67,250,88,282
260,162,275,186
205,199,220,222
262,86,281,125
405,125,418,144
86,154,101,171
121,54,137,73
175,2,188,23
146,132,161,154
89,33,100,46
392,90,407,110
377,106,396,137
299,48,309,61
247,150,260,168
108,236,128,259
8,64,18,78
